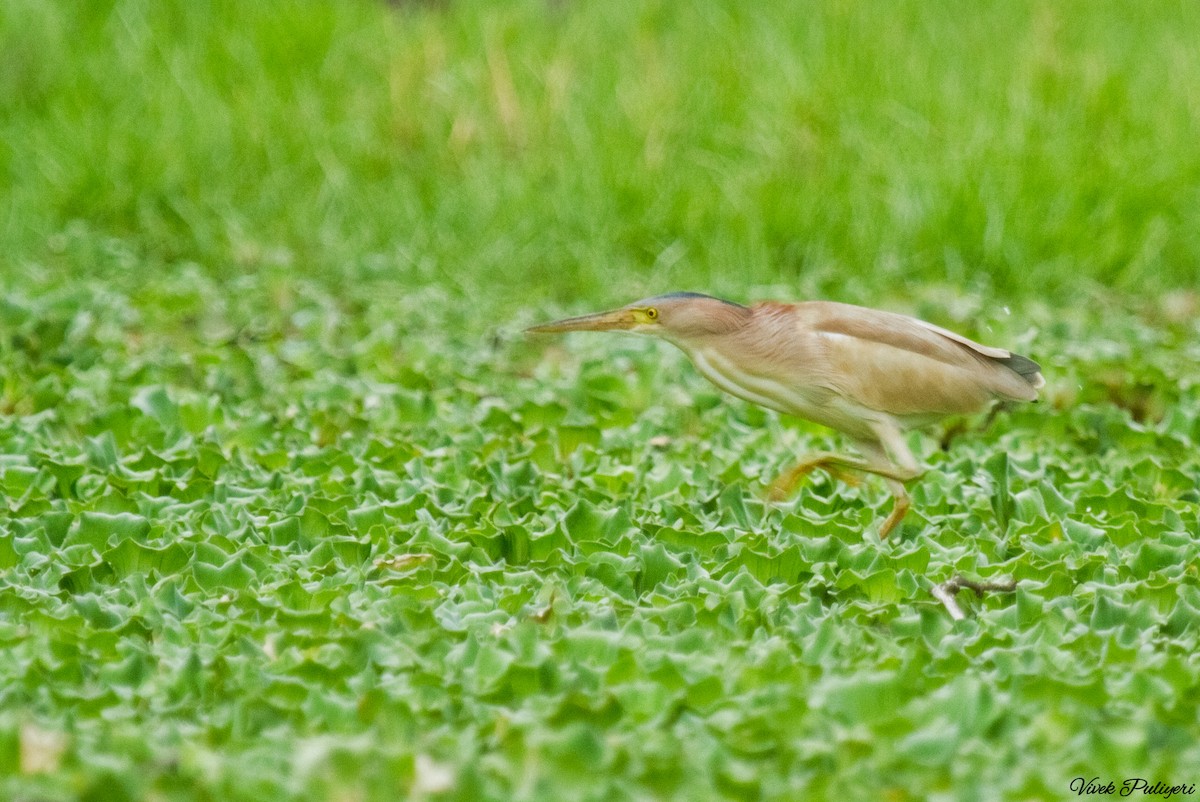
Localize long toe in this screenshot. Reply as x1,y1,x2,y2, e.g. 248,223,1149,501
765,474,802,502
765,453,841,501
766,462,825,501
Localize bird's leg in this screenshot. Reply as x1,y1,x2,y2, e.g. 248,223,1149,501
938,402,1012,451
766,451,865,501
878,478,910,539
768,432,924,538
860,432,923,538
769,456,918,537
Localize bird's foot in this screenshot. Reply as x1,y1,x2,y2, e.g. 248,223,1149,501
764,480,794,503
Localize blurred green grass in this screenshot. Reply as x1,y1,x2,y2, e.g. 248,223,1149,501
4,0,1199,310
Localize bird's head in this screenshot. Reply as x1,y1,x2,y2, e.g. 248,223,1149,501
526,292,749,343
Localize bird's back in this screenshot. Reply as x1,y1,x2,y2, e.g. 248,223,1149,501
722,301,1043,424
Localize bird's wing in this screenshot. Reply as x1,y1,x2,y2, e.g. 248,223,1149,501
906,317,1010,359
796,302,1041,417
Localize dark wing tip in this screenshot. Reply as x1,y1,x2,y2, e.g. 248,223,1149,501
997,352,1045,389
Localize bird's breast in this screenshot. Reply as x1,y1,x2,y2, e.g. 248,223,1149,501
680,344,875,434
685,347,794,413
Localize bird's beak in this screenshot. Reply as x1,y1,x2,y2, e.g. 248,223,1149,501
526,308,638,334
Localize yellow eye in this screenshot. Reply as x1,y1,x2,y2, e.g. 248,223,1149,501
646,307,659,320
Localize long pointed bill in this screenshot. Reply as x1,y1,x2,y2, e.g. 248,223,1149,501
526,308,638,334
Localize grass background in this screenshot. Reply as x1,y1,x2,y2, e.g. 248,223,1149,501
2,1,1199,800
6,0,1200,305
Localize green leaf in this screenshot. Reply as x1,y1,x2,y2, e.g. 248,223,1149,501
131,385,181,430
636,542,679,594
986,451,1012,531
65,512,151,550
191,552,257,592
814,671,905,724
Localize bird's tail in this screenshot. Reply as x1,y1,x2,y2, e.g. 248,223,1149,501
997,352,1045,390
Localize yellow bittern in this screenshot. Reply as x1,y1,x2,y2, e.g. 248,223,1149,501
528,292,1043,537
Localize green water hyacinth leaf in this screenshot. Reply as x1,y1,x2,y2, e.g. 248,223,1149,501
812,671,906,725
104,539,190,577
65,512,151,550
131,386,181,430
896,718,961,767
985,451,1013,532
191,553,258,592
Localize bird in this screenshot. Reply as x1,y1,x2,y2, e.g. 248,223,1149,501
527,292,1044,538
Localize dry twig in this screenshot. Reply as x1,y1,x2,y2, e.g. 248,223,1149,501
931,575,1018,620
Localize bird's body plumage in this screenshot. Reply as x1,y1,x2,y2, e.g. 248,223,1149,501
528,292,1043,538
666,301,1041,439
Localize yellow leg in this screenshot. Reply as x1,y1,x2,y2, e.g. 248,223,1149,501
766,452,863,501
878,479,911,539
767,435,923,538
